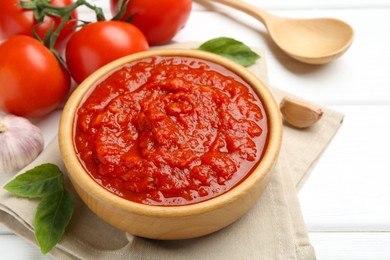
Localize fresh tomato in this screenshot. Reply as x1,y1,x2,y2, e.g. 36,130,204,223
65,21,149,84
110,0,192,45
0,0,78,53
0,35,70,117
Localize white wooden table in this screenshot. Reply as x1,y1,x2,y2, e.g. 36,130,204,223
2,0,390,258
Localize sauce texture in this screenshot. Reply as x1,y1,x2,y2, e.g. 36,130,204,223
74,56,268,205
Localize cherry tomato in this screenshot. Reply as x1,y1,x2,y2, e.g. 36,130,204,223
65,21,149,84
0,0,78,53
110,0,192,45
0,35,70,117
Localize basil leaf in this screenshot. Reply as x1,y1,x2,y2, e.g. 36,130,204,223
4,162,75,254
4,163,64,198
197,37,260,67
34,189,75,254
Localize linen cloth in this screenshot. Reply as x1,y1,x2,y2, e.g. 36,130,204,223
0,44,344,259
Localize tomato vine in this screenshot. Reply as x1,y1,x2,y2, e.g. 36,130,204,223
18,0,111,65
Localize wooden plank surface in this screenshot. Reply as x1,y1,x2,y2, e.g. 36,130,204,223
1,1,390,259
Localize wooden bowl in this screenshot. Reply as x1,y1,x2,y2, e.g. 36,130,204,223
59,49,282,240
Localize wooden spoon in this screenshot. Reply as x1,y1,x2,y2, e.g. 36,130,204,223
198,0,354,64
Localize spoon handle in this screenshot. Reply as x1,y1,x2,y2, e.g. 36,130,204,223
195,0,274,26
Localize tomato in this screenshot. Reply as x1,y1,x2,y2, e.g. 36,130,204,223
0,35,70,117
0,0,78,53
65,21,149,84
110,0,192,45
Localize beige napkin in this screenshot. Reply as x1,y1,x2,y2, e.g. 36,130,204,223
0,44,344,259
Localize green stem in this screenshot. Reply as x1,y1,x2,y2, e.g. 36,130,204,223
20,0,106,24
19,0,108,69
77,0,106,21
47,11,72,69
47,7,77,50
21,0,108,49
111,0,132,21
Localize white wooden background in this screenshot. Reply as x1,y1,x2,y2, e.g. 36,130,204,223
1,0,390,258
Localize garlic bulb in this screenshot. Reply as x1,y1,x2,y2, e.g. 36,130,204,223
0,114,44,174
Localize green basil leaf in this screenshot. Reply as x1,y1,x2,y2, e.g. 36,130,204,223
4,163,64,198
4,162,75,254
197,37,260,67
34,189,75,254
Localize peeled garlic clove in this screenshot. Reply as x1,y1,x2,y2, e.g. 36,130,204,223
0,114,44,174
279,97,324,128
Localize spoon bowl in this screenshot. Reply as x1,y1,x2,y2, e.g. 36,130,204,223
268,16,354,64
200,0,354,64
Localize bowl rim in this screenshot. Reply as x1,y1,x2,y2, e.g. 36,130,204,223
59,48,282,217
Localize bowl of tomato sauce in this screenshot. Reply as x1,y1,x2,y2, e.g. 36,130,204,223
59,49,282,240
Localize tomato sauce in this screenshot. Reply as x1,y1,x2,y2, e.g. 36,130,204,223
74,56,269,206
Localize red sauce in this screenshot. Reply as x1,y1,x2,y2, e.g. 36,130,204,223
74,56,268,206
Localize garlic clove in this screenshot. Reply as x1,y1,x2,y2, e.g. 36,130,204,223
279,97,324,128
0,114,44,174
